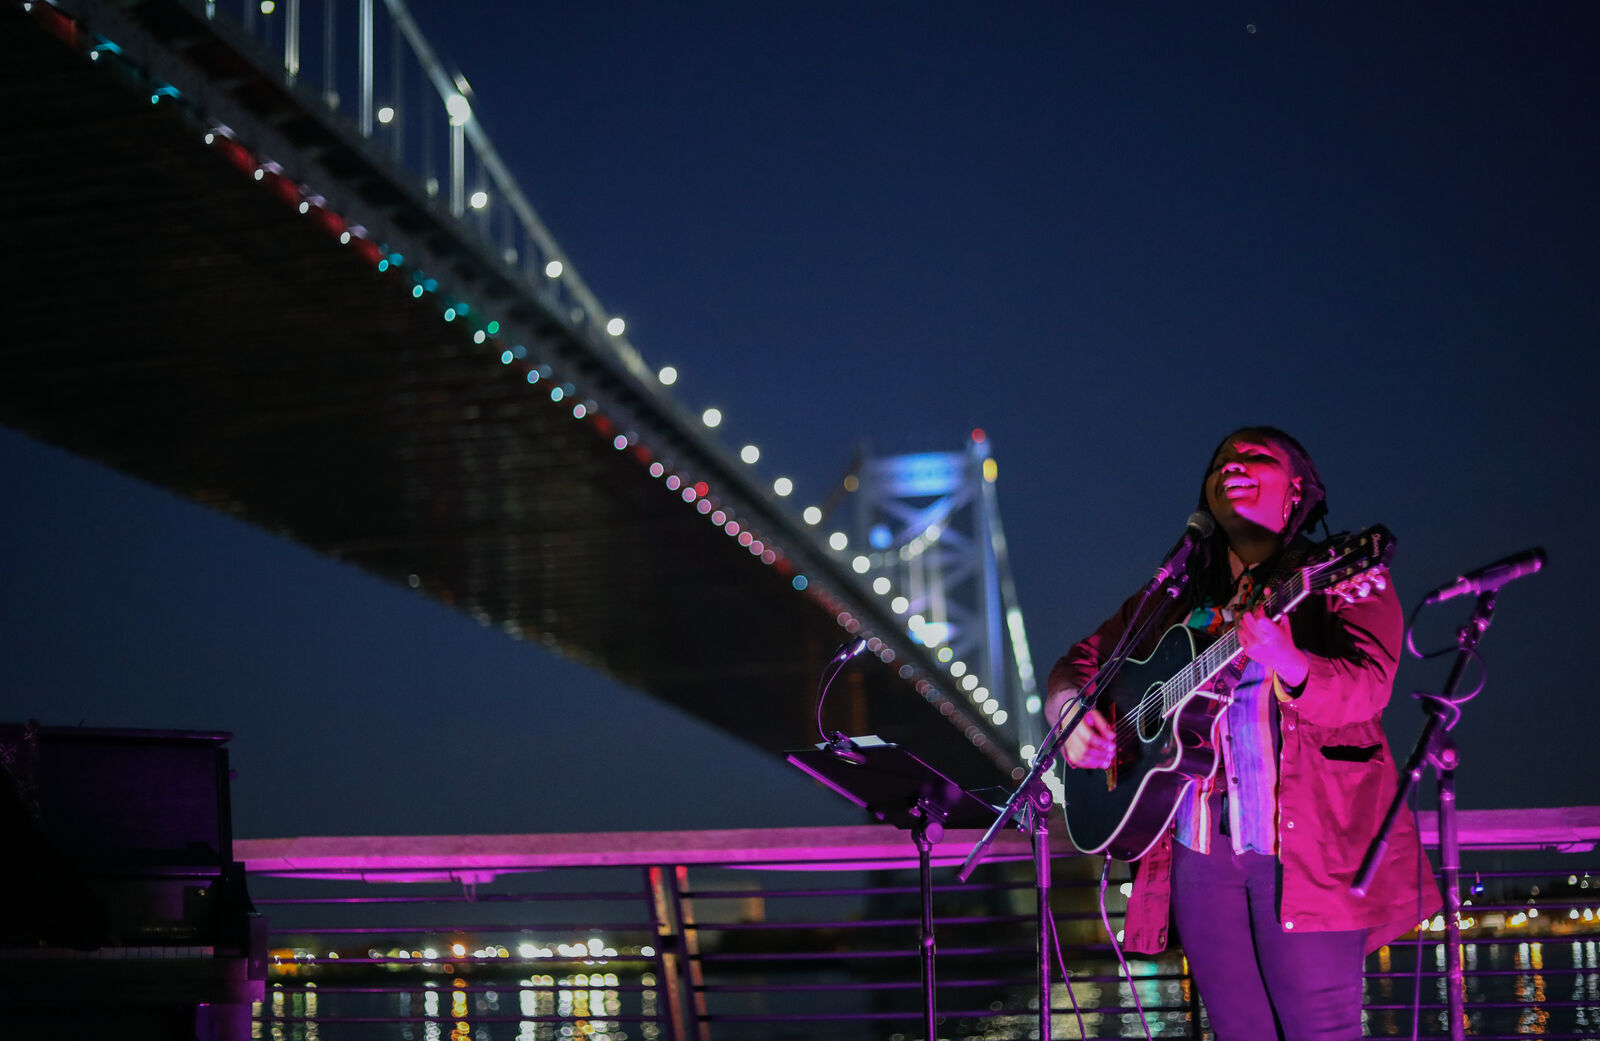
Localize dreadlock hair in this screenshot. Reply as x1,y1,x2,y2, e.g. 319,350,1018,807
1184,426,1330,610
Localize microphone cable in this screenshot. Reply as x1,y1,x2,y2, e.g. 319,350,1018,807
1100,854,1155,1041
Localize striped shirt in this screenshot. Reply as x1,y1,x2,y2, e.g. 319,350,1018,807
1172,562,1288,856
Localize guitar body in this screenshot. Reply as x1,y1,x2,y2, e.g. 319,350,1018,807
1060,624,1227,862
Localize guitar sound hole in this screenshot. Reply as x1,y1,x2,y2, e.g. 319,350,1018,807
1136,687,1163,742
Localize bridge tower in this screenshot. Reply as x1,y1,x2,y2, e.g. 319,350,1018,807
847,432,1042,758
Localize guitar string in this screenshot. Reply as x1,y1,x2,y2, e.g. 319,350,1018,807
1102,569,1316,741
1100,548,1383,742
1059,530,1384,750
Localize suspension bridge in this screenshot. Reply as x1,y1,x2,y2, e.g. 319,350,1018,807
0,0,1043,790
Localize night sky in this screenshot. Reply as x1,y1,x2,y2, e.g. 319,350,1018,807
3,3,1595,840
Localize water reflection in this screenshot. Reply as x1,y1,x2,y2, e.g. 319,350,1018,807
245,940,1600,1039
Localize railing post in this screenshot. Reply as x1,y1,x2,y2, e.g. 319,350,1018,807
650,864,708,1041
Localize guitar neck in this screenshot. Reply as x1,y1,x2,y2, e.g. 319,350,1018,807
1162,569,1311,714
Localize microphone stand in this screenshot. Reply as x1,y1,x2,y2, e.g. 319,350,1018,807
1352,590,1500,1041
957,547,1196,1041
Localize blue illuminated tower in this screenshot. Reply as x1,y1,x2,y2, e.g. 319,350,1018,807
851,433,1042,757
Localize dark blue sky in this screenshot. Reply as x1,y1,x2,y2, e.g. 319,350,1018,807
4,3,1595,839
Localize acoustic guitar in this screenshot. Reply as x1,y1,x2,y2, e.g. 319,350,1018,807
1059,526,1396,861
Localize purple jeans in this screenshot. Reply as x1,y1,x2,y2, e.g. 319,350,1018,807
1170,803,1366,1041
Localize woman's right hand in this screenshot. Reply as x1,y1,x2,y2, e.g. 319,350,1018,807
1061,704,1117,770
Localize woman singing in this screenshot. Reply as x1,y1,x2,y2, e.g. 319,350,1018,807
1045,427,1439,1041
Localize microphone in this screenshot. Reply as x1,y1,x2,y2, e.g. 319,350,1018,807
1152,511,1217,584
1422,548,1546,605
831,637,871,662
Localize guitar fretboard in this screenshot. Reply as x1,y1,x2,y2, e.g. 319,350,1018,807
1156,569,1311,716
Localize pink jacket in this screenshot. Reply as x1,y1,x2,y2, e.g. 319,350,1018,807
1048,579,1441,954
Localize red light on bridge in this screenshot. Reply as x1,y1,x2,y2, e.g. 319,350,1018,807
303,204,345,240
31,2,83,50
210,135,256,176
255,168,299,206
347,235,383,267
971,428,986,444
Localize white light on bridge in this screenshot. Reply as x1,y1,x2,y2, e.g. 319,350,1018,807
802,506,822,525
657,366,678,385
544,260,564,278
377,106,395,124
872,577,891,595
828,531,848,551
446,93,472,126
772,477,793,496
606,317,626,336
891,595,909,614
851,555,871,574
701,407,722,428
259,0,275,13
469,190,489,210
739,445,760,464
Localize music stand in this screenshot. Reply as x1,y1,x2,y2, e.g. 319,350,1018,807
788,736,1001,1041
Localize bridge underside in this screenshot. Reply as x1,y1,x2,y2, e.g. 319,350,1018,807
0,4,1012,791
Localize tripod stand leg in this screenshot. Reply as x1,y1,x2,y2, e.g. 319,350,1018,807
914,822,938,1041
1438,756,1466,1041
1033,806,1052,1041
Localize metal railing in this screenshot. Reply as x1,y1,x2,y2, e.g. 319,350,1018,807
237,808,1600,1040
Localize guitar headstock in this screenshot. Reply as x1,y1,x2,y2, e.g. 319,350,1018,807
1304,525,1397,603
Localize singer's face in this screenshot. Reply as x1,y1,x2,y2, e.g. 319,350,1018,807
1205,433,1300,537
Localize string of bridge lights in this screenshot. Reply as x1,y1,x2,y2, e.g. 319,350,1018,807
42,0,1008,758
